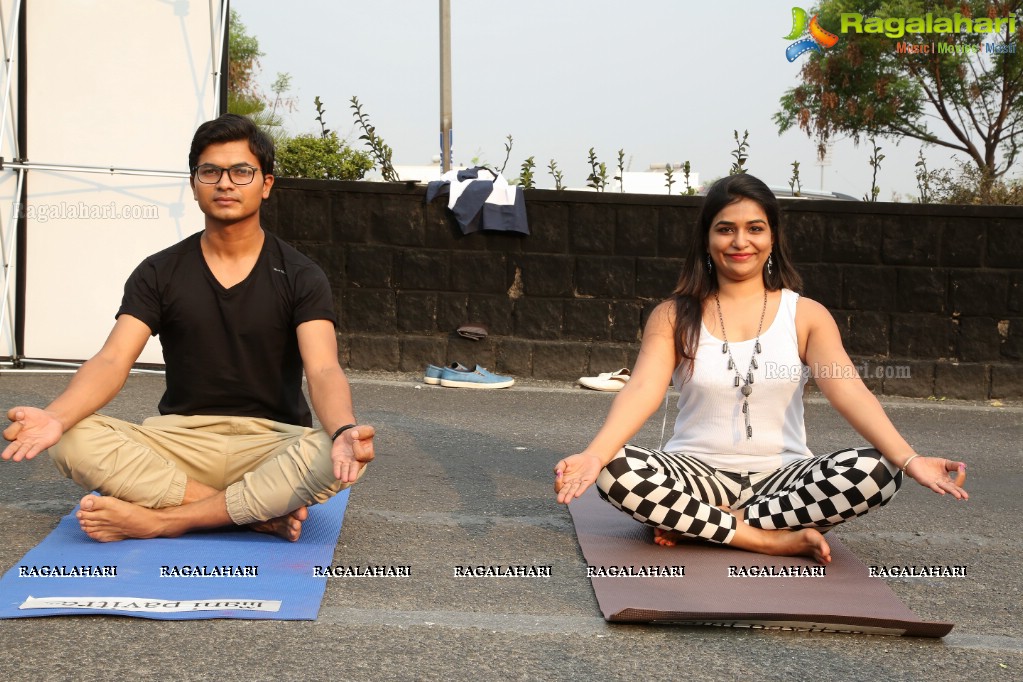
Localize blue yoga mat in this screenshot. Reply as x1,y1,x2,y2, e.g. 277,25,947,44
0,488,349,620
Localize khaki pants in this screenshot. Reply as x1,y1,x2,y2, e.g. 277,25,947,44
48,414,362,525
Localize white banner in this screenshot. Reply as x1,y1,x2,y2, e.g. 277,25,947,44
20,596,281,613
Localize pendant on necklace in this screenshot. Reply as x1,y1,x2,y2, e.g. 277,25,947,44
741,384,752,397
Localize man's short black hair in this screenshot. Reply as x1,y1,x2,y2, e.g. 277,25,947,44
188,113,275,176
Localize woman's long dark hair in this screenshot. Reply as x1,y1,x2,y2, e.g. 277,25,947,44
670,174,802,379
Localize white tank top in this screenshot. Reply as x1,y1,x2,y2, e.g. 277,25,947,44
662,288,812,472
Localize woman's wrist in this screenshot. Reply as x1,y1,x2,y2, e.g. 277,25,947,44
900,453,921,473
581,446,618,468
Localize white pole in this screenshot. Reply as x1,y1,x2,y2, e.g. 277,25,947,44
210,0,227,114
1,160,188,178
0,0,21,359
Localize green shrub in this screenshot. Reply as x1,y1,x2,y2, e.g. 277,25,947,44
275,132,374,181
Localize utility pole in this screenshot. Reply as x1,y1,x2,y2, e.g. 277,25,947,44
817,144,832,191
439,0,452,172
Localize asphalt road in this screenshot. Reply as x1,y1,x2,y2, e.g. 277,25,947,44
1,371,1020,681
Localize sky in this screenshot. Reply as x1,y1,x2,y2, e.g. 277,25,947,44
231,0,999,199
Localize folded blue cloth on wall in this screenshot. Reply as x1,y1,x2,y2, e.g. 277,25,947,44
426,166,529,235
0,489,350,620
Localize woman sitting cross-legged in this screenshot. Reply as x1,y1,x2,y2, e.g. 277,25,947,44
554,174,967,564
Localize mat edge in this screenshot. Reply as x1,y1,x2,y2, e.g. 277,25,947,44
608,608,954,637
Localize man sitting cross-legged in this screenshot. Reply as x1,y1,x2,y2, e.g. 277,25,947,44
2,113,373,542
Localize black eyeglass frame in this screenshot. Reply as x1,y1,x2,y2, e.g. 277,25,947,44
191,164,263,185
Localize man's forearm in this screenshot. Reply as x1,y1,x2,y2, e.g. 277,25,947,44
46,355,132,432
306,365,357,434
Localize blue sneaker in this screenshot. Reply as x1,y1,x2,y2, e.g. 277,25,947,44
439,364,515,389
424,362,468,385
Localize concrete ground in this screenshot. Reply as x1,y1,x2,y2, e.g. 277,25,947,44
1,370,1020,681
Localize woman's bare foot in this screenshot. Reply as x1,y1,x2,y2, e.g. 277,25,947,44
77,495,171,542
727,509,832,564
249,506,308,542
653,528,685,547
751,527,831,564
654,506,736,548
649,508,831,564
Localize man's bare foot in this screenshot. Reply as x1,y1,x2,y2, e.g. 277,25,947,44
77,495,171,542
653,528,684,547
248,506,308,542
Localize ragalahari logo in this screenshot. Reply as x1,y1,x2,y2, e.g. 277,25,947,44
785,7,840,61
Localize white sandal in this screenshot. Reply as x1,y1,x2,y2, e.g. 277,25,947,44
578,368,631,392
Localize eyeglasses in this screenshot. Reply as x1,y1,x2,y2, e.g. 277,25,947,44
192,164,261,185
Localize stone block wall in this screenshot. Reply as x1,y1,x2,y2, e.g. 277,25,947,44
263,179,1023,400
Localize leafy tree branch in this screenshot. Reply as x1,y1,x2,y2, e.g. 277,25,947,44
775,0,1023,178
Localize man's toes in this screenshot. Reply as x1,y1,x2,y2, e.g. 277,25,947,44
82,527,106,542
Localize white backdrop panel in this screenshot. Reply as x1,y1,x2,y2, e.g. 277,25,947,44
23,0,221,362
22,172,203,363
29,0,218,168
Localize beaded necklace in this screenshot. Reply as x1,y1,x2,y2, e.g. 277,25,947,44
713,289,767,439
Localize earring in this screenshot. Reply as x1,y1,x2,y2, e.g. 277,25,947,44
767,254,773,276
706,254,712,273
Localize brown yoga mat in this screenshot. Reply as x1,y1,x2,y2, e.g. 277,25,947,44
568,489,953,637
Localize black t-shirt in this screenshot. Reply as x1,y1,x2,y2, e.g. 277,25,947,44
117,231,336,426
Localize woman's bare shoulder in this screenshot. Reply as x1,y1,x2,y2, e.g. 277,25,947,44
642,299,681,345
795,294,834,324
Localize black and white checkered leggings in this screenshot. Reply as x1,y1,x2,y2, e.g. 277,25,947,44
595,445,902,545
